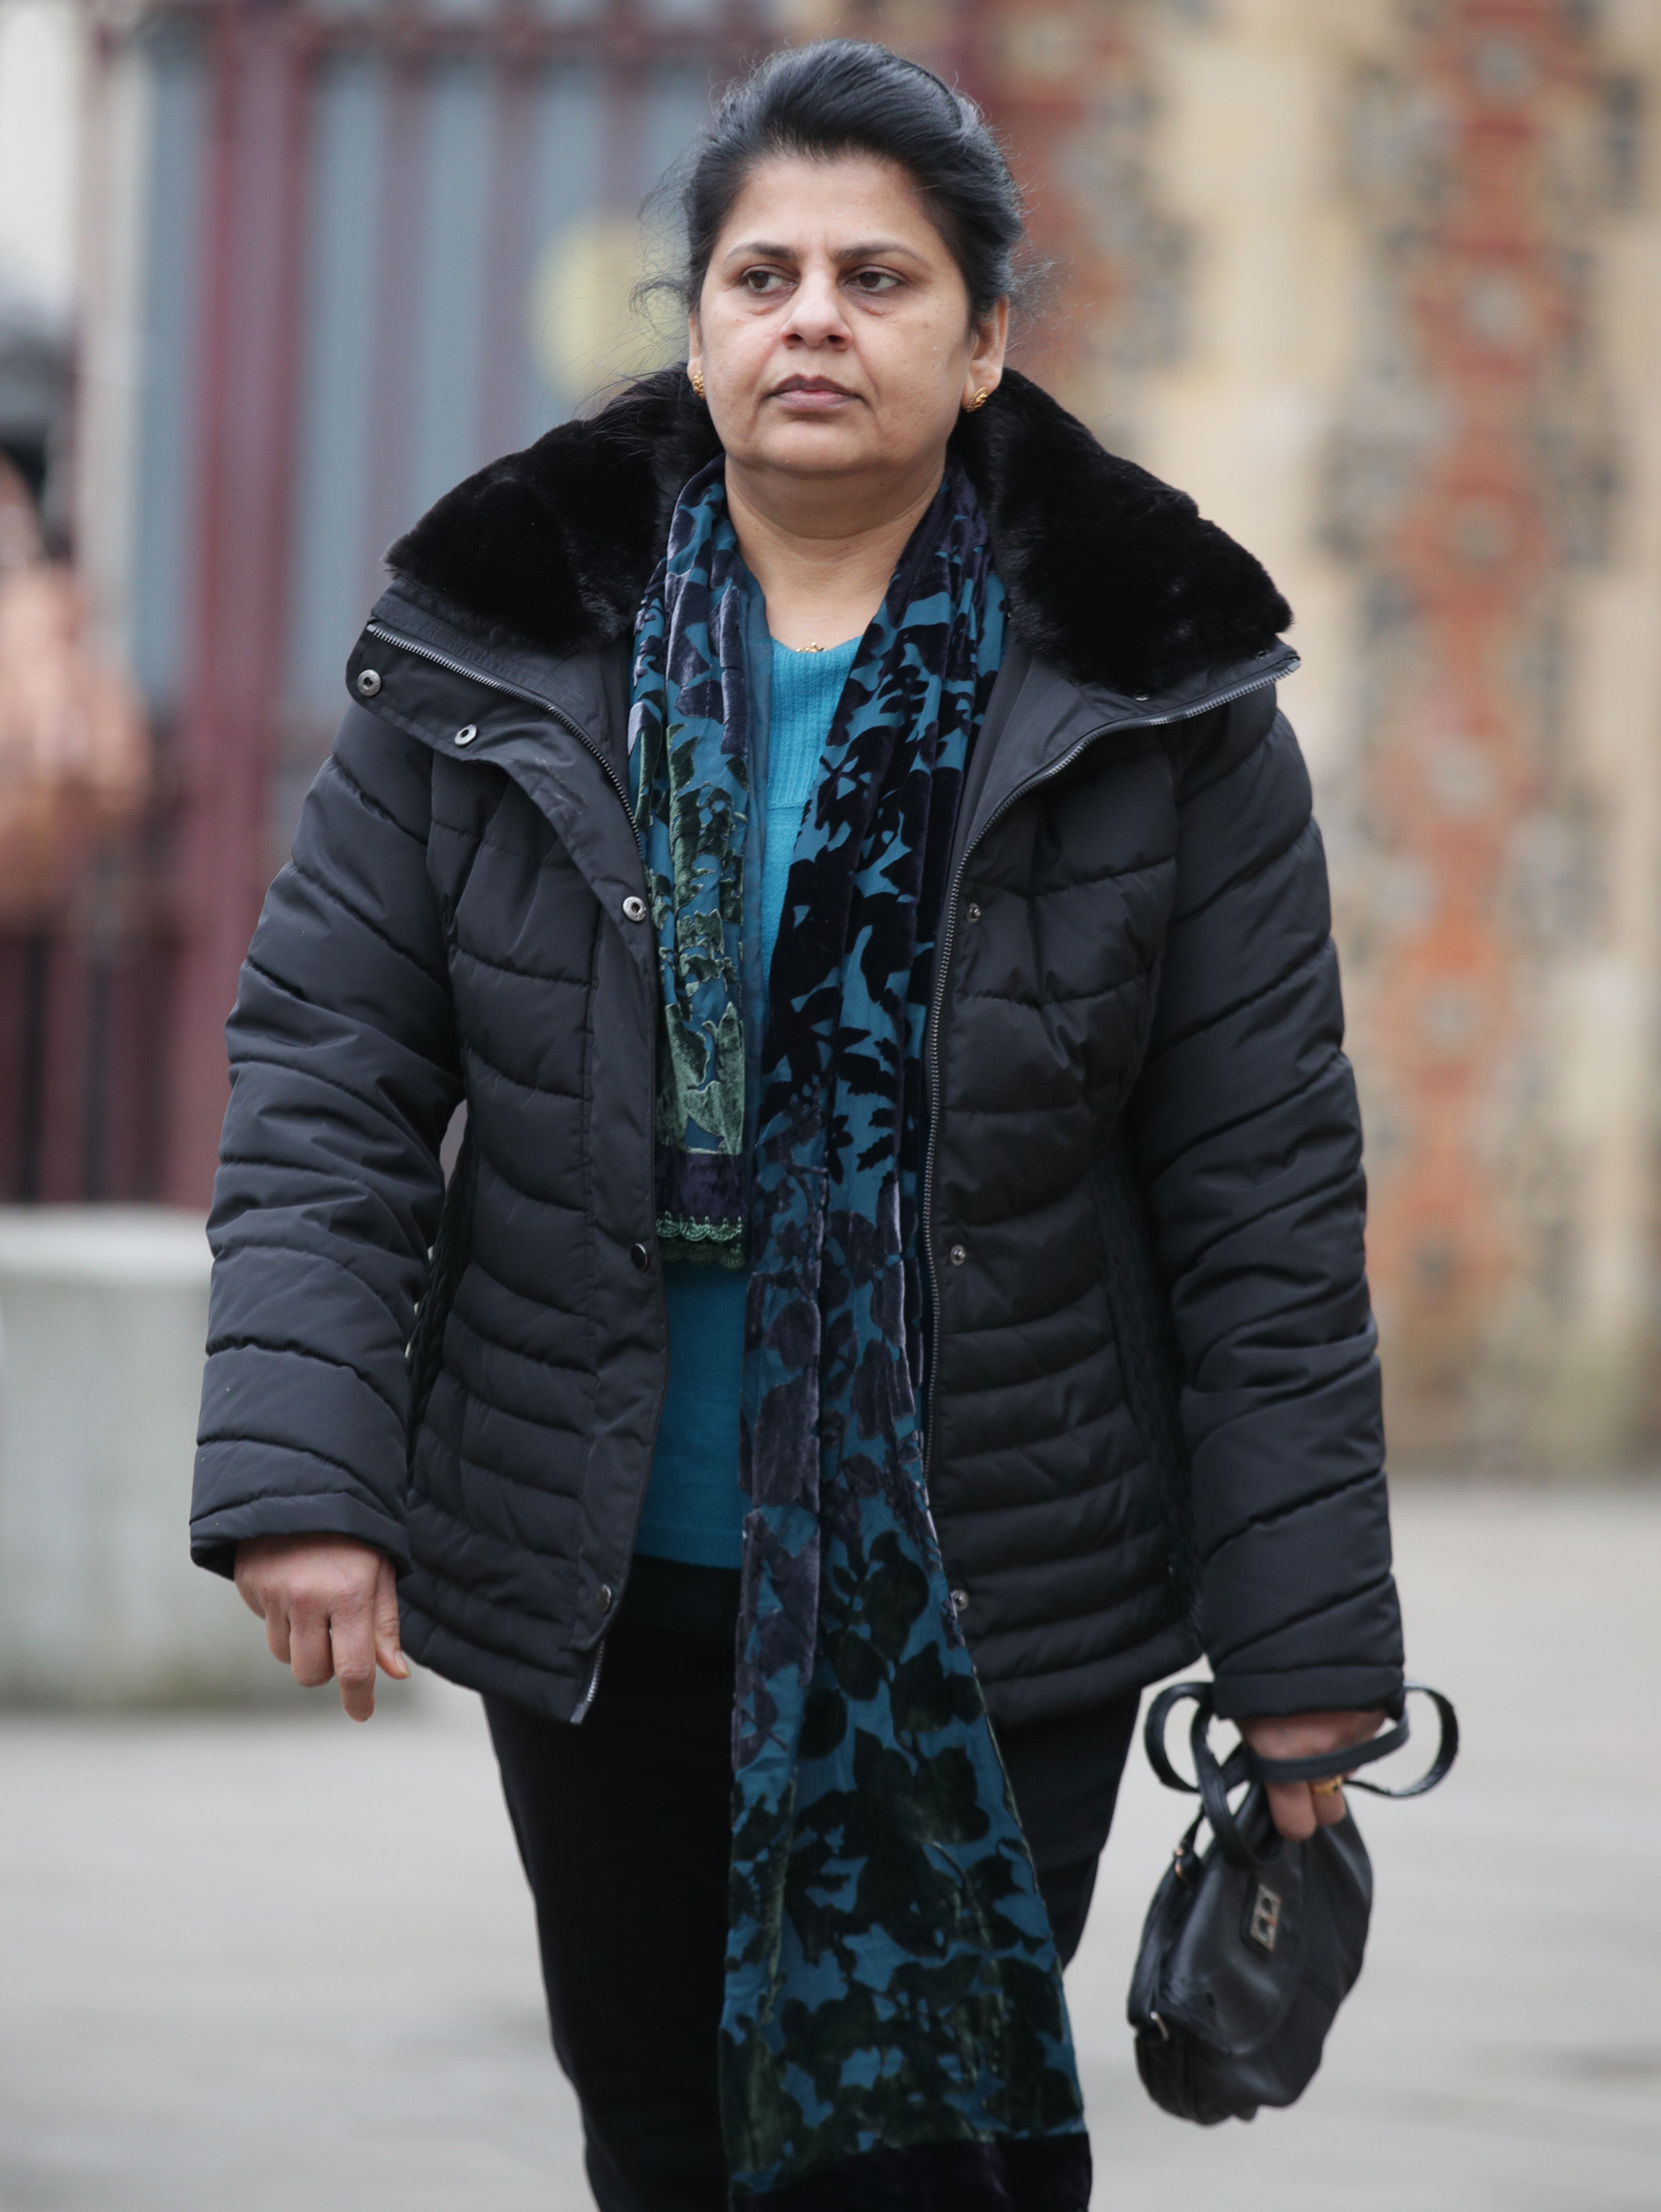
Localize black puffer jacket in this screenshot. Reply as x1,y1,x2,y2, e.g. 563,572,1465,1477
191,369,1403,1730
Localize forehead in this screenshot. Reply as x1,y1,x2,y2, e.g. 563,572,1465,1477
714,150,945,257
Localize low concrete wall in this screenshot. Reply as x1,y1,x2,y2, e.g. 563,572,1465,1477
0,1207,284,1705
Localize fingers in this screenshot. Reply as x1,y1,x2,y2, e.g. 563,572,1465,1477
1241,1707,1382,1842
230,1536,401,1719
1266,1780,1316,1843
235,1545,294,1663
1274,1778,1353,1831
262,1601,293,1665
275,1587,377,1718
332,1607,379,1722
328,1552,412,1720
1266,1773,1353,1841
290,1608,336,1691
1311,1779,1348,1827
373,1553,410,1684
1266,1778,1351,1840
322,1568,381,1721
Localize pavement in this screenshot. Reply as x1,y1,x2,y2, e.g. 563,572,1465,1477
2,1480,1658,2212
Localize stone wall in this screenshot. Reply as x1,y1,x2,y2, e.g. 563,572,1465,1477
946,0,1661,1467
0,1208,286,1703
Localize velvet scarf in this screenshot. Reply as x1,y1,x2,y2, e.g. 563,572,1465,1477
629,458,1090,2209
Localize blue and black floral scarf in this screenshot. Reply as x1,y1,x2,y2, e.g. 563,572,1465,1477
630,458,1090,2209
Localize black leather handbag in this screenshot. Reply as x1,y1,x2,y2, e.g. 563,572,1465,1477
1126,1679,1459,2124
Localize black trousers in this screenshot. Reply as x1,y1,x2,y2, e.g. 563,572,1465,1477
485,1603,1138,2212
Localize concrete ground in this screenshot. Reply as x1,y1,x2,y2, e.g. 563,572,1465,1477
2,1481,1658,2212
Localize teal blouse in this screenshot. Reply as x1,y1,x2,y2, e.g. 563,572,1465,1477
633,635,861,1567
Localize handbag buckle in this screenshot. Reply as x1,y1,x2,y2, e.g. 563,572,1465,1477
1245,1882,1282,1953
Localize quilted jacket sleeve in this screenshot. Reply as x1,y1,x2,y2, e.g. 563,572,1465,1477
1125,686,1404,1721
190,705,463,1578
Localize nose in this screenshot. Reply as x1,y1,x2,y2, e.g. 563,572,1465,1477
782,262,849,349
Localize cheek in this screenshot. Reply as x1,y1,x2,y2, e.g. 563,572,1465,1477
876,312,965,389
874,323,968,425
706,310,775,387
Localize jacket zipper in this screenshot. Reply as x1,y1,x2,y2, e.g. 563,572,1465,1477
920,662,1290,1478
364,617,635,817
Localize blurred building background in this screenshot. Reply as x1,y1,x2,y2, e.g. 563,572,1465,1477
1,0,1659,1497
4,17,1658,2197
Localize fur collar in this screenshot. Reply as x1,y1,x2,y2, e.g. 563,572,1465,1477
388,367,1291,699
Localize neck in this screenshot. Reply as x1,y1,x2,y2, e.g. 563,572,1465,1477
724,459,944,652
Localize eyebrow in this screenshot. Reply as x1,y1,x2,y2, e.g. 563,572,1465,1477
719,237,928,266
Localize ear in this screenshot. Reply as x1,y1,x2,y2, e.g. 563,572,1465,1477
964,296,1009,408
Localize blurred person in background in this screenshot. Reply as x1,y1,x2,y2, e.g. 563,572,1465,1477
0,453,147,922
191,40,1404,2212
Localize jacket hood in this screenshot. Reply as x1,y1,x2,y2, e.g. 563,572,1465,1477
387,367,1292,701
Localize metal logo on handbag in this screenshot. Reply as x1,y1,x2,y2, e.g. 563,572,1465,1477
1126,1679,1459,2125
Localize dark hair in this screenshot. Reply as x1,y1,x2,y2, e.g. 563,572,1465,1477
674,41,1026,322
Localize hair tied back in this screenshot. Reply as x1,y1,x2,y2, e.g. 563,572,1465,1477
670,40,1028,322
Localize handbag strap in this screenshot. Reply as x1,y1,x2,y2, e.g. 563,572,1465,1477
1142,1682,1271,1871
1143,1680,1215,1794
1190,1707,1270,1870
1143,1678,1460,1866
1247,1714,1411,1784
1245,1682,1459,1798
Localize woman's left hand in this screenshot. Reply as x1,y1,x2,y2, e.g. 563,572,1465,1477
1238,1709,1388,1841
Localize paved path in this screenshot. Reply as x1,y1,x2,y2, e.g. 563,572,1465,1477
3,1482,1658,2211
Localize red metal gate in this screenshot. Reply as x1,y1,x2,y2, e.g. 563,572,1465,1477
60,0,780,1206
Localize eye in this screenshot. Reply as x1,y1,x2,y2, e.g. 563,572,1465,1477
740,266,790,296
848,267,903,296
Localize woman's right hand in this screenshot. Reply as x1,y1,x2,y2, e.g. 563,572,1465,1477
234,1534,408,1721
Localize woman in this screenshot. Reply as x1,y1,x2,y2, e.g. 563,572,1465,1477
193,40,1403,2212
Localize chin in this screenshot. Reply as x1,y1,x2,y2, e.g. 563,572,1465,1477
744,425,886,478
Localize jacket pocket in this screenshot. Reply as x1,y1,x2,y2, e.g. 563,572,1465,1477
1091,1123,1198,1625
407,1119,479,1475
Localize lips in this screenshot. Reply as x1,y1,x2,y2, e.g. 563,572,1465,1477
772,375,857,401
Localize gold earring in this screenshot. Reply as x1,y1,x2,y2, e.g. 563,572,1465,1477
689,367,705,398
965,387,990,413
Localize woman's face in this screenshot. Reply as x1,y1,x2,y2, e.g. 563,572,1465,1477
688,152,1007,503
